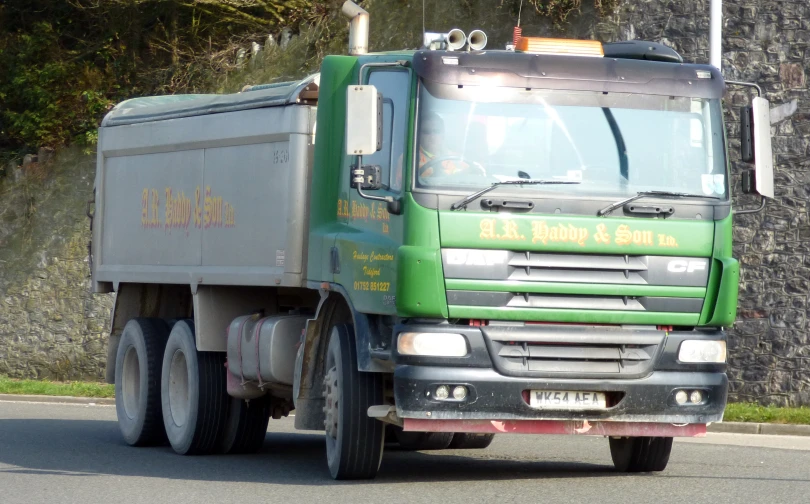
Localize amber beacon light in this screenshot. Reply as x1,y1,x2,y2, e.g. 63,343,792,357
515,37,604,57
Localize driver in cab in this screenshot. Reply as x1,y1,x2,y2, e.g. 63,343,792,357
416,112,470,178
394,112,483,189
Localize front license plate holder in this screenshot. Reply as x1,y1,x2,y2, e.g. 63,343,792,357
529,390,607,410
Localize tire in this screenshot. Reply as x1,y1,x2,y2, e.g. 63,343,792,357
448,433,495,450
393,428,453,451
609,436,674,472
218,396,272,454
323,323,385,480
115,318,170,446
161,320,229,455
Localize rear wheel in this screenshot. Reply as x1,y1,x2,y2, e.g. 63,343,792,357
115,318,170,446
448,433,495,450
218,396,272,454
161,320,228,455
393,428,453,451
323,323,385,480
609,436,673,472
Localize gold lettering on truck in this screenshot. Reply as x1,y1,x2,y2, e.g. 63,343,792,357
140,185,235,232
476,218,680,249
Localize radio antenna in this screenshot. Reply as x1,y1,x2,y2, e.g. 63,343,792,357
422,0,426,45
518,0,524,27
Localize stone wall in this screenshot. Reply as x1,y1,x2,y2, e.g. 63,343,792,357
598,0,810,406
0,150,113,381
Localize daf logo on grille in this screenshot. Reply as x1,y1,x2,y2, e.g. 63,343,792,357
446,250,508,266
667,259,707,273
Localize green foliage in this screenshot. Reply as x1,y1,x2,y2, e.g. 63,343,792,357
725,403,810,425
0,0,325,152
221,0,624,92
0,0,623,153
0,376,115,398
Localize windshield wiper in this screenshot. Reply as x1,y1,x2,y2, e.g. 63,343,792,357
450,179,580,211
597,191,721,217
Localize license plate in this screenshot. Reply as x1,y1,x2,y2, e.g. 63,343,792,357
529,390,607,410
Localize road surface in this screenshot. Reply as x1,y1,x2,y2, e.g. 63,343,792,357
1,400,809,504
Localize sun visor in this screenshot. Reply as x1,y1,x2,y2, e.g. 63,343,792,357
412,51,724,99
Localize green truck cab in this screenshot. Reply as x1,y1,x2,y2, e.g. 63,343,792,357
306,9,773,477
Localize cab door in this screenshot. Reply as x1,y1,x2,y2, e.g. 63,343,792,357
335,67,411,316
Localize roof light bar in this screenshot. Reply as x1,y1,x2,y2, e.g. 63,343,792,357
516,37,604,57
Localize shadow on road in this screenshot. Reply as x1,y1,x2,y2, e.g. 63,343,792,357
0,418,620,485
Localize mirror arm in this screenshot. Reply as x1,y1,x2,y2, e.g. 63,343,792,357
725,80,763,97
352,155,402,215
733,195,766,215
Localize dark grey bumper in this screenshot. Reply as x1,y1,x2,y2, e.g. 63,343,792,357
392,323,728,424
394,366,728,423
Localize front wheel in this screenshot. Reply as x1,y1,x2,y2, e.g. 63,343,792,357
609,436,673,472
323,323,385,480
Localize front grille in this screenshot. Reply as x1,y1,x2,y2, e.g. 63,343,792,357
447,291,704,313
442,250,710,287
482,324,663,379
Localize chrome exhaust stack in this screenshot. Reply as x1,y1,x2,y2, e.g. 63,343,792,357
468,30,488,51
342,1,369,55
423,29,488,51
423,29,467,51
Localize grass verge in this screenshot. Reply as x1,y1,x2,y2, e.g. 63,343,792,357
724,403,810,425
0,376,114,399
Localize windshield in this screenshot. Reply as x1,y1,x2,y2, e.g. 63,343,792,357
414,82,728,200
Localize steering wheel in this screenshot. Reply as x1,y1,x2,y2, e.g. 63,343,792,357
419,155,487,178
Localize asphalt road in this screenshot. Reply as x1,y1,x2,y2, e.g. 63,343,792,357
1,400,809,504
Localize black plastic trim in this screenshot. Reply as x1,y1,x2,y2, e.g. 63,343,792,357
412,50,724,99
446,291,704,313
656,329,727,373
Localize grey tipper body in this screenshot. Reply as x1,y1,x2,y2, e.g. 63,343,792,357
92,76,318,295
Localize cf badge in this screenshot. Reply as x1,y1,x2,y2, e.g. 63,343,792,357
667,259,707,273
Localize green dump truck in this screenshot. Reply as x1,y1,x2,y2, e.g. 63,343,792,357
90,1,774,480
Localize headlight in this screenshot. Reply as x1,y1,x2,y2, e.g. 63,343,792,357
397,332,468,357
678,340,727,363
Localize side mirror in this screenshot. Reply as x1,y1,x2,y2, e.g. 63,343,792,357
346,85,383,156
739,97,774,198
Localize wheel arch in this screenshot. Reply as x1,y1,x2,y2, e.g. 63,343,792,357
293,283,393,430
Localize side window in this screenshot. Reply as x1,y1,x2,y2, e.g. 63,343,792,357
364,70,409,192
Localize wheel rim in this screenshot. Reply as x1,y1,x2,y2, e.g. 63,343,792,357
121,346,141,419
324,366,339,439
168,349,190,427
323,333,341,467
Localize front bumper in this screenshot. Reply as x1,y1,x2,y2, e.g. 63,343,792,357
395,366,727,424
392,323,728,426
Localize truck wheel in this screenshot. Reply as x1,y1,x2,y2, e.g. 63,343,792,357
394,428,453,451
115,318,170,446
323,323,385,480
448,433,495,449
161,320,228,455
609,436,673,472
218,397,272,454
